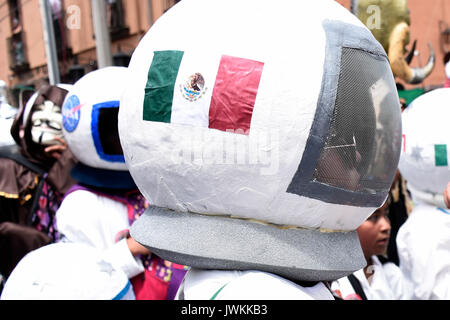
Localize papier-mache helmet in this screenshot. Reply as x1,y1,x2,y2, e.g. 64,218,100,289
119,0,402,281
399,88,450,208
62,67,135,189
1,242,134,300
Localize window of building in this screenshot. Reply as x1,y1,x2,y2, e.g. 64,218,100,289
7,0,28,72
8,0,22,34
107,0,129,40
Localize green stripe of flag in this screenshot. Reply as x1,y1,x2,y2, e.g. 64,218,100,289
143,50,184,122
435,144,448,166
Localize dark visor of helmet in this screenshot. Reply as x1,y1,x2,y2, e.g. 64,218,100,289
286,21,402,207
91,101,125,163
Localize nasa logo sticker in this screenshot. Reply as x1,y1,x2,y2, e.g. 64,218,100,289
180,73,207,102
62,95,81,132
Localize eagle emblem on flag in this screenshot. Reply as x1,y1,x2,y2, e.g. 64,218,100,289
180,72,207,102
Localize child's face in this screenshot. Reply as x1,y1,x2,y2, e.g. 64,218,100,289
357,201,391,260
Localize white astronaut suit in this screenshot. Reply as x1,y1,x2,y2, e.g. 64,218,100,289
397,88,450,300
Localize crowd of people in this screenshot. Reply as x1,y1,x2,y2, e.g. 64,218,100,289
0,0,449,300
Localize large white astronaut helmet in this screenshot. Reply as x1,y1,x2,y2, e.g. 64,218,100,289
62,67,136,189
399,88,450,208
119,0,402,281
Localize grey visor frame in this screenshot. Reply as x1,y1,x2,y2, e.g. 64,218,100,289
286,20,401,207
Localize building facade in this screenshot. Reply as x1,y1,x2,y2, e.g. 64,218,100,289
338,0,450,90
0,0,449,106
0,0,180,106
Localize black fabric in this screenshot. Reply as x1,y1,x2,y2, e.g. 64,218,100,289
0,222,52,279
97,107,123,156
0,145,46,227
347,274,368,300
0,144,46,175
292,279,321,288
70,162,136,190
377,255,389,265
27,178,45,225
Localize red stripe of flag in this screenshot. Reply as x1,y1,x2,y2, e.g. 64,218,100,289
402,134,406,152
209,55,264,135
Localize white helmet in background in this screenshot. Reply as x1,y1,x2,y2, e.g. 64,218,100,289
62,67,135,189
399,88,450,208
0,243,134,300
119,0,402,281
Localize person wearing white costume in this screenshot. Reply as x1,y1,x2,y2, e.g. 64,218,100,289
396,88,450,300
56,67,146,288
119,0,402,299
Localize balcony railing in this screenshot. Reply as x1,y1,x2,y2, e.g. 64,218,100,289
107,0,129,41
7,31,29,74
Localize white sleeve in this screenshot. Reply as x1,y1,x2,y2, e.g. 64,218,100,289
99,238,145,279
181,269,334,300
397,208,450,299
211,271,333,300
382,262,412,300
56,190,130,250
56,190,145,279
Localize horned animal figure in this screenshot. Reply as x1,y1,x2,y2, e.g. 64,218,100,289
353,0,435,84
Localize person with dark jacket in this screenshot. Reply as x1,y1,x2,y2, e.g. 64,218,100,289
0,84,78,285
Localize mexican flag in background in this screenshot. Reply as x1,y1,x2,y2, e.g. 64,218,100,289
402,133,448,167
435,144,448,166
143,50,264,135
